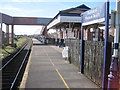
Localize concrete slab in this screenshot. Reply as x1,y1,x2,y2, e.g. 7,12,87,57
25,38,100,89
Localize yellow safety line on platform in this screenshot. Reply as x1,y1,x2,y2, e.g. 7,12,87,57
55,68,70,89
43,47,70,90
50,59,70,90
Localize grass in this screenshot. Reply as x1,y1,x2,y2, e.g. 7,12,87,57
0,37,27,59
16,38,27,47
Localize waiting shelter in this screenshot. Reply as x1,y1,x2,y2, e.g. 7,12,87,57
47,4,90,40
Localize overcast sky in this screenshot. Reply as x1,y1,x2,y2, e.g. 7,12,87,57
0,0,116,35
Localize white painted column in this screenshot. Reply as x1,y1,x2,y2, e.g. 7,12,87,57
113,0,120,57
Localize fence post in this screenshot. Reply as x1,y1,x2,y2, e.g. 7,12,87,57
80,24,84,73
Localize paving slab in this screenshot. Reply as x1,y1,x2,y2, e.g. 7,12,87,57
25,38,100,89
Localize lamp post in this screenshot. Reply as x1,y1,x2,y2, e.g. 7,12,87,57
102,0,110,89
108,0,120,89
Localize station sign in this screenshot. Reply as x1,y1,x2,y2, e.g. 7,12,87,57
82,3,106,26
118,1,120,24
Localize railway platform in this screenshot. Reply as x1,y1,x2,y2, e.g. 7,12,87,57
20,38,99,89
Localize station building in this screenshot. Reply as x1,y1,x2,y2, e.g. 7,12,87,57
45,4,114,43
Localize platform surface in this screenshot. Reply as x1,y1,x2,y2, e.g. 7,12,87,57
25,38,99,89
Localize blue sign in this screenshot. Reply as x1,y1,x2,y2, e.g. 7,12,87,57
82,3,105,26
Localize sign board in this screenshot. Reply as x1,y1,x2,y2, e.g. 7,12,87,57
118,1,120,25
82,3,105,26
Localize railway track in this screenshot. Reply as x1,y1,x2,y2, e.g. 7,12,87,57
0,38,33,89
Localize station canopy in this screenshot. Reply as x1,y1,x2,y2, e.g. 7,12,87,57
47,4,90,29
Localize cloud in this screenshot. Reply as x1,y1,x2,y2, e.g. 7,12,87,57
1,0,116,2
1,1,44,15
14,9,44,17
14,25,42,35
0,5,21,11
11,0,46,2
2,7,20,11
0,4,43,17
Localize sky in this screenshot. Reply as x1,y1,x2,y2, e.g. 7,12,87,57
0,0,116,35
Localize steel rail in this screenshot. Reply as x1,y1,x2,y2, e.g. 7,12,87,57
10,40,32,89
0,42,27,71
10,50,29,89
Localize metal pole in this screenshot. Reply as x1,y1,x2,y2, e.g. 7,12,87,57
102,0,110,89
80,21,84,73
108,0,120,89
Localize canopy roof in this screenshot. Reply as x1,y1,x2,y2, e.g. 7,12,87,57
47,4,90,29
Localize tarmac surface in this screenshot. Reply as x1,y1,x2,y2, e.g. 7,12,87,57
22,38,99,89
